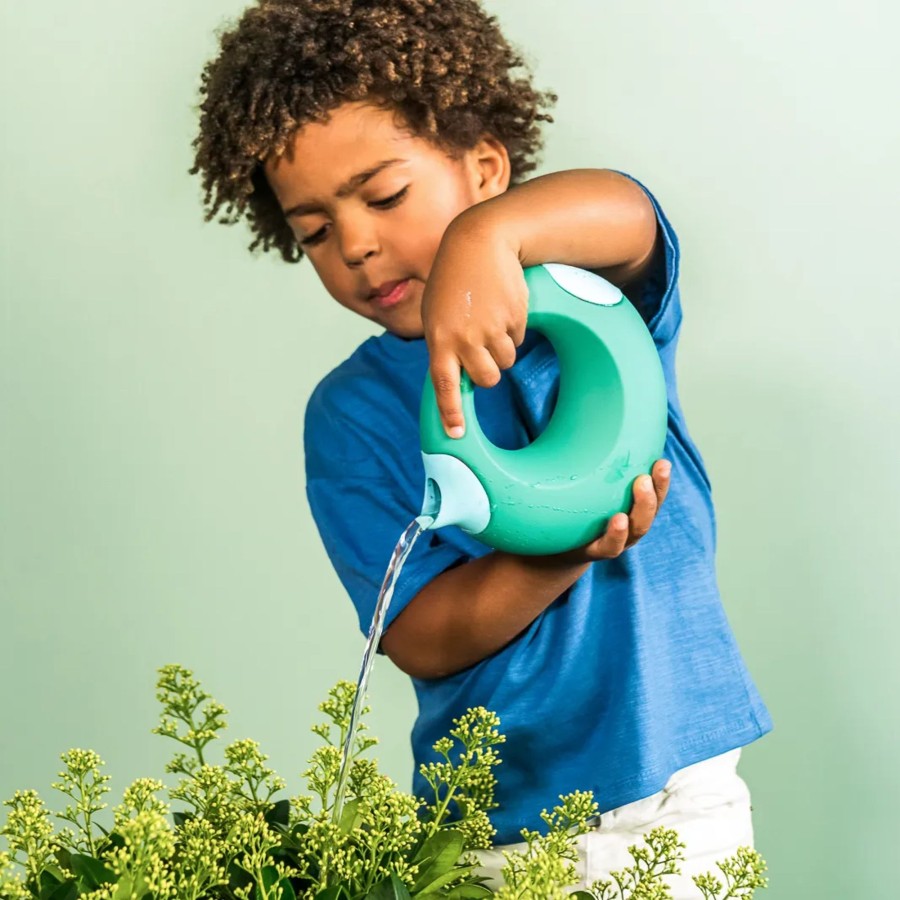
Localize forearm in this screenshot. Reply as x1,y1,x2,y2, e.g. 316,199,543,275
451,168,658,287
380,550,590,680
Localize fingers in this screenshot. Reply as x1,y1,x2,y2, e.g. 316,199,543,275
488,332,518,371
432,336,517,439
623,476,659,548
584,512,631,559
430,354,465,439
507,318,527,348
584,459,672,559
623,459,671,548
651,458,672,508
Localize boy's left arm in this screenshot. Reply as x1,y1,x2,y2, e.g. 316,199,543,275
422,168,659,438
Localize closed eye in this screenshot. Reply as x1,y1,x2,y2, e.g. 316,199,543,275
299,227,328,248
298,186,410,248
369,185,409,209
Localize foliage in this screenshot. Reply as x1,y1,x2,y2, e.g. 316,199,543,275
1,665,767,899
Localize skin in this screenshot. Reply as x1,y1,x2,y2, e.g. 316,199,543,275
265,101,672,679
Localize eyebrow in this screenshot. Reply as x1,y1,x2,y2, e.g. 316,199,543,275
283,158,406,218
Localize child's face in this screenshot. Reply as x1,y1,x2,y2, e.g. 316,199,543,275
264,101,509,338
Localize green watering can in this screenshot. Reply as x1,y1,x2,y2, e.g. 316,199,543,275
418,263,668,555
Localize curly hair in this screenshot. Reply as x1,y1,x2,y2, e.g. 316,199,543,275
189,0,557,262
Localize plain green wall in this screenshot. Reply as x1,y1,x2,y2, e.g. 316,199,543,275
2,1,898,896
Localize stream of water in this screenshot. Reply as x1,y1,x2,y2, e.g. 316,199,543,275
331,514,434,825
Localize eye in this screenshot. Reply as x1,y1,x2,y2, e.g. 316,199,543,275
369,186,409,209
299,225,328,248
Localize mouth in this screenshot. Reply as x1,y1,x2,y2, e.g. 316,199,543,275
369,278,411,309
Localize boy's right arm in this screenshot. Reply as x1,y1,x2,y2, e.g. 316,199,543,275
380,459,671,680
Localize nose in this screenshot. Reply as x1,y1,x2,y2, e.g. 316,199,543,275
337,217,380,268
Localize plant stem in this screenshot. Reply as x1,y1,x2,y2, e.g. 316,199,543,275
79,774,96,858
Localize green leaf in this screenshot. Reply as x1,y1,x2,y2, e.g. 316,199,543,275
443,886,493,899
255,865,281,900
366,874,412,900
313,886,350,900
228,858,255,892
112,876,136,900
337,798,360,834
173,811,195,828
38,866,65,889
569,893,595,900
278,877,299,900
45,880,79,900
411,830,465,892
265,799,291,828
38,868,64,900
97,831,125,855
69,853,116,890
53,847,72,872
417,866,476,896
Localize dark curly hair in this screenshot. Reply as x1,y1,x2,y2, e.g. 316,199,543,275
189,0,557,263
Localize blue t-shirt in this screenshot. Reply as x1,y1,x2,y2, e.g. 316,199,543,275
304,177,772,845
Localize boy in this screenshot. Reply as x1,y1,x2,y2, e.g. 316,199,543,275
190,0,772,892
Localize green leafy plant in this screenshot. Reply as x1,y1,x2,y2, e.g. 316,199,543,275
0,665,767,899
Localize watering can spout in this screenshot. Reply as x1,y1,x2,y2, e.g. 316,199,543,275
419,453,491,536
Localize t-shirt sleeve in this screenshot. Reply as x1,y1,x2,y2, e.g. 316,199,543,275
615,173,683,353
304,381,473,643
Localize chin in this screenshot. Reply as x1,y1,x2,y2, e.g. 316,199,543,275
383,320,425,340
377,306,425,340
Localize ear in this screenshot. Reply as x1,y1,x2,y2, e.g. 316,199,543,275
466,135,511,200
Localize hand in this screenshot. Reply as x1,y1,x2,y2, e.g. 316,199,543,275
421,211,528,438
553,459,672,564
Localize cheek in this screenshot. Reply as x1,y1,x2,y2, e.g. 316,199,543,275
402,189,475,268
309,256,360,306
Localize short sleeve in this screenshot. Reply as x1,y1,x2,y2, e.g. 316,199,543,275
616,173,683,354
304,382,473,643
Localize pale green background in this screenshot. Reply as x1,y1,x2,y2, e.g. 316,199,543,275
2,0,898,896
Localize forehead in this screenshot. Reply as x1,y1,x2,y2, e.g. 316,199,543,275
265,101,454,195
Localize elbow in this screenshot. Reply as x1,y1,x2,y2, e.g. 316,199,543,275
380,628,456,681
380,627,428,679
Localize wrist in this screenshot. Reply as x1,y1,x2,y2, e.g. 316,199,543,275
447,199,524,262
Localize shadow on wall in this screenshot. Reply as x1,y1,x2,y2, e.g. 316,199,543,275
692,353,893,898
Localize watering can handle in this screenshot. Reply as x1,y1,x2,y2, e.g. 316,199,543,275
419,263,667,555
422,263,624,446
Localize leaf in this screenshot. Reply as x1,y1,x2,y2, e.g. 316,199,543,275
569,893,595,900
38,868,63,900
366,874,412,900
45,881,79,900
69,854,116,890
53,847,72,872
255,865,281,900
417,866,476,896
265,799,291,828
278,877,299,900
443,885,494,899
337,798,360,834
97,832,125,855
411,830,465,892
228,858,254,892
173,811,195,828
112,876,137,900
313,886,351,900
39,865,65,888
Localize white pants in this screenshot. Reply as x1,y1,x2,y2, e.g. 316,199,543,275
474,749,753,898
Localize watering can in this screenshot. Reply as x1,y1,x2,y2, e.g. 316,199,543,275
418,263,668,555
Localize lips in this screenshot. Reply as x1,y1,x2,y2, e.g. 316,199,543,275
369,278,411,309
